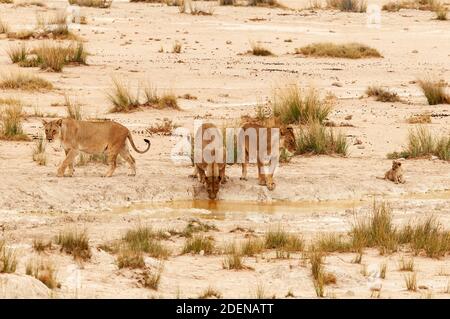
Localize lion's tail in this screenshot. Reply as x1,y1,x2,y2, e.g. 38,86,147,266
127,133,151,154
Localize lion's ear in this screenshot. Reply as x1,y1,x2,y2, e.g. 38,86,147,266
42,119,48,125
56,119,63,126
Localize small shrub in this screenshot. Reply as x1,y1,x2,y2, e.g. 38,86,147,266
435,6,448,20
418,79,450,105
0,104,29,141
250,42,273,56
366,86,401,102
296,42,382,59
295,121,348,156
55,229,91,260
25,259,59,289
7,43,28,64
182,235,214,255
146,118,175,136
407,113,431,124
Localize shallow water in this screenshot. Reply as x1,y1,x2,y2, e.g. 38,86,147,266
110,189,450,220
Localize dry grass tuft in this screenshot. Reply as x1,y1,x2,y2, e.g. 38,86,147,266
26,258,60,289
172,41,182,53
326,0,367,12
182,235,215,255
64,95,83,120
264,226,304,252
387,126,450,161
315,233,352,253
0,71,53,91
383,0,441,12
122,226,170,259
435,6,448,20
198,286,222,299
0,241,17,273
296,42,382,59
107,77,140,112
146,118,175,136
272,84,333,125
55,229,91,261
398,257,415,271
250,41,274,56
407,113,431,124
0,104,29,141
241,238,265,256
117,248,145,269
32,239,52,252
295,121,348,156
68,0,112,8
418,79,450,105
140,264,163,290
0,18,9,34
366,86,401,102
405,272,417,291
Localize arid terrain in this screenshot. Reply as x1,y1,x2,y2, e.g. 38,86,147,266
0,0,449,299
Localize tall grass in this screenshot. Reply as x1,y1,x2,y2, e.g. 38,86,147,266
388,126,450,161
296,42,382,59
7,44,28,64
65,95,83,120
0,104,29,141
0,71,53,91
418,79,450,105
272,85,333,125
295,121,348,156
264,226,304,252
107,77,140,112
55,229,91,261
182,235,215,255
0,241,17,273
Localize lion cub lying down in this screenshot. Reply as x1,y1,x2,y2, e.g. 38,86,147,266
42,118,150,177
377,160,406,184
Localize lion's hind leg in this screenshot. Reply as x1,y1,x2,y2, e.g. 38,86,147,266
119,147,136,176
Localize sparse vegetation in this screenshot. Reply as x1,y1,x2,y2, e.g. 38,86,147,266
295,121,348,156
366,86,401,103
405,272,417,291
272,85,333,125
223,249,247,270
117,248,145,269
435,6,448,20
146,118,175,136
198,286,222,299
326,0,367,12
418,79,450,105
180,219,218,238
140,265,163,290
407,113,431,124
32,239,52,252
0,241,17,273
398,257,415,271
296,42,382,59
0,104,29,141
264,226,304,252
65,95,83,120
0,71,53,91
241,238,265,256
55,229,91,261
308,249,336,297
380,263,387,279
107,77,140,112
68,0,112,8
122,226,170,259
387,126,450,161
315,233,352,253
26,259,60,289
0,18,9,34
250,41,273,56
383,0,442,12
182,235,215,255
32,136,47,165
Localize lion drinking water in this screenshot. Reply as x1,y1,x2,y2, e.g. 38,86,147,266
42,118,150,177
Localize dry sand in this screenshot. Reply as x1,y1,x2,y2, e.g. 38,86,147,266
0,0,449,298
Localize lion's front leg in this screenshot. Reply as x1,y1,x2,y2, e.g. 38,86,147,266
58,149,78,177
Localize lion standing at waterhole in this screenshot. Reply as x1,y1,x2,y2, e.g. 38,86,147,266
42,118,150,177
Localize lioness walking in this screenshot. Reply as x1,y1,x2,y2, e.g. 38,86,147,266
42,118,150,177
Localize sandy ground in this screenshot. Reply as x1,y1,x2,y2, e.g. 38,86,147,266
0,0,449,298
